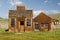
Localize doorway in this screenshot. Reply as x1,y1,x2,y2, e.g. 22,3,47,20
18,21,25,32
35,22,39,31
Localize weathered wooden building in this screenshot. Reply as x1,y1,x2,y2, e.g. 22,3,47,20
8,6,53,32
8,6,33,32
52,19,59,25
33,12,53,31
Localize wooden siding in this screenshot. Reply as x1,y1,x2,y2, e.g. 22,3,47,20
34,12,53,31
8,6,33,32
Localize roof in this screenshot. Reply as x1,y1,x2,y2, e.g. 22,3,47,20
9,6,33,17
9,10,17,17
34,12,52,23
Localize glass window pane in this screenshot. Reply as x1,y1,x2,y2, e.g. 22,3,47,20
27,19,31,26
11,19,15,27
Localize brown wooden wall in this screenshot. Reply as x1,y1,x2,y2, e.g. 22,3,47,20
34,12,53,31
8,6,33,32
8,6,53,32
8,17,33,32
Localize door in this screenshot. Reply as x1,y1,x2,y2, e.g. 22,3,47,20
18,21,25,32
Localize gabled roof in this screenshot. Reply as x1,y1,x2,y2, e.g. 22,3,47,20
34,12,52,19
34,12,52,23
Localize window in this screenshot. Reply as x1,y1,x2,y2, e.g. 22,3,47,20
27,19,31,26
45,23,48,26
11,19,15,27
20,21,24,25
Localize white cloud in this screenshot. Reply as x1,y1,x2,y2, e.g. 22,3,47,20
9,2,14,6
33,10,44,18
44,0,48,4
15,1,22,5
57,2,60,5
50,10,60,13
9,0,23,6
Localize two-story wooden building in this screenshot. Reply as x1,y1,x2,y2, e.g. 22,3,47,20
8,6,53,32
8,6,33,32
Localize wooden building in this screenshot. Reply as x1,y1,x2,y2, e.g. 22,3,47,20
8,6,33,32
8,6,53,32
53,19,59,25
33,12,53,31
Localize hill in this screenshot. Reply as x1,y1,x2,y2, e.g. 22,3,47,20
0,17,8,29
48,13,60,22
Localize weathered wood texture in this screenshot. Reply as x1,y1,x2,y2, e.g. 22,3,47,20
53,19,59,25
34,12,53,31
8,6,33,32
8,6,53,32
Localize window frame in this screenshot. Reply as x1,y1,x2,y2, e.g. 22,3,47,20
27,18,31,26
11,19,15,27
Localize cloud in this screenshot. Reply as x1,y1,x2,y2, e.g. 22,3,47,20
33,10,44,18
50,10,60,13
9,0,23,6
57,2,60,5
44,0,48,4
9,2,14,6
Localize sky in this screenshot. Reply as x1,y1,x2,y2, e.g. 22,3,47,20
0,0,60,18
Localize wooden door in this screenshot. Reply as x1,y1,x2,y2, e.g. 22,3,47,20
18,21,25,32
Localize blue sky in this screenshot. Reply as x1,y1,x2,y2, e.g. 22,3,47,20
0,0,60,18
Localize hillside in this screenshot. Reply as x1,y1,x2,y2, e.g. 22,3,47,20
0,17,8,29
48,13,60,22
48,13,60,28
